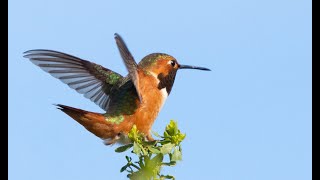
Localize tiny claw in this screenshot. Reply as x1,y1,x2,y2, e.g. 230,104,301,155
146,134,155,142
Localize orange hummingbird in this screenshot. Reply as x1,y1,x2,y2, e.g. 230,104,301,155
24,33,210,145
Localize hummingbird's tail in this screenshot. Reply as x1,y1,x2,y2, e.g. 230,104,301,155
56,104,89,121
55,104,117,144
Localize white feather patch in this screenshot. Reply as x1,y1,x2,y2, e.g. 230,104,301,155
159,87,168,110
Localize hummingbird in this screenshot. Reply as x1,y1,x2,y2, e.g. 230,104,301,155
24,33,210,145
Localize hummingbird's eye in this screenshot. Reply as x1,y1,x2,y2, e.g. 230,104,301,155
170,60,176,67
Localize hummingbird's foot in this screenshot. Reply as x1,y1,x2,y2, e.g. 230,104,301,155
103,132,132,145
146,134,155,142
103,136,120,145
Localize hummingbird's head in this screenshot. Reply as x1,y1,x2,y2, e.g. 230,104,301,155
139,53,210,95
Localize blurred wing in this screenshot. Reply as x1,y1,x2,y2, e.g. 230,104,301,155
24,49,123,111
114,33,142,102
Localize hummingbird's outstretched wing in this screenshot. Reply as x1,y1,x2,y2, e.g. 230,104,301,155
24,49,124,111
114,33,143,102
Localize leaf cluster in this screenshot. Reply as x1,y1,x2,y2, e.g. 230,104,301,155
115,120,185,180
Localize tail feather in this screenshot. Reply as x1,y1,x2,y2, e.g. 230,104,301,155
55,104,116,142
55,104,88,120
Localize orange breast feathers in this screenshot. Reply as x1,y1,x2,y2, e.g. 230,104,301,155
129,69,167,135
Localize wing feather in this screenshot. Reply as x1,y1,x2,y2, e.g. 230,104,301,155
24,49,123,111
114,34,142,102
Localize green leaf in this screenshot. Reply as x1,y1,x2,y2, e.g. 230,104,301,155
143,154,163,177
160,143,175,154
125,156,131,162
162,161,176,166
170,147,182,162
152,153,164,164
120,164,129,172
160,175,175,180
148,146,161,154
133,142,141,155
142,140,158,146
115,143,133,153
164,120,178,137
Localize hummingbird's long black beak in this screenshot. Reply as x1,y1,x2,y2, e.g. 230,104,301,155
179,64,211,71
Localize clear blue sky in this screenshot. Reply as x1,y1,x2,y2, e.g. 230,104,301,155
9,0,311,179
